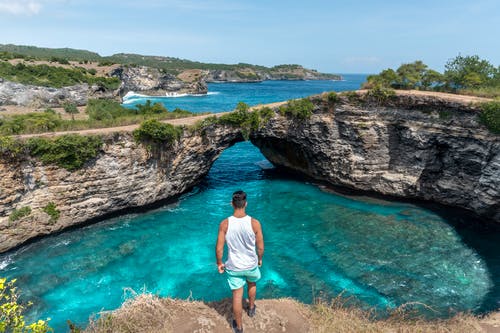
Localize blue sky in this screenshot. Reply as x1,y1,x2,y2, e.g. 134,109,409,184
0,0,499,73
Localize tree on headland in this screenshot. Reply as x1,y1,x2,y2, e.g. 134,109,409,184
63,103,79,121
363,54,499,97
444,54,497,89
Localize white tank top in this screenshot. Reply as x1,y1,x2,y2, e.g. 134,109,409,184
225,215,258,271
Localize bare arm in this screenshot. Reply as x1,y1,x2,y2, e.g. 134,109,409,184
215,219,228,273
252,218,264,266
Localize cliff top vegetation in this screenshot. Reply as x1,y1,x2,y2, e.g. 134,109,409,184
0,44,340,79
363,54,500,98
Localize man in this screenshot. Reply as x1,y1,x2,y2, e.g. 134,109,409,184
215,190,264,333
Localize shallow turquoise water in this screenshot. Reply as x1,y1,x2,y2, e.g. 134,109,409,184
1,77,499,332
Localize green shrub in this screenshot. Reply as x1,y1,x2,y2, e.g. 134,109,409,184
50,56,70,65
0,136,25,158
135,100,168,114
189,116,219,133
326,92,339,105
343,91,362,104
365,85,397,104
479,101,500,134
0,61,119,89
27,134,103,170
43,202,60,224
86,99,128,120
218,102,251,126
9,206,31,222
133,119,183,145
87,68,97,75
44,108,57,114
63,103,78,114
257,106,274,123
0,278,52,333
171,108,194,117
63,102,79,120
279,98,315,119
0,113,63,135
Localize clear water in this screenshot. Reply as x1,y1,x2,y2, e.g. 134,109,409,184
1,76,499,332
122,75,367,113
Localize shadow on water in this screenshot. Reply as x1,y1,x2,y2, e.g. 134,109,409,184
428,207,500,314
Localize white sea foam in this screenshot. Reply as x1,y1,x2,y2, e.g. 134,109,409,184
0,256,12,270
122,91,219,104
255,160,274,170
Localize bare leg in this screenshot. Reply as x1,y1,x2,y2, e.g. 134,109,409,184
232,287,244,330
247,281,256,310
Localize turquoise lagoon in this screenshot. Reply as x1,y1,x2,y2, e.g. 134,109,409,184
1,75,499,332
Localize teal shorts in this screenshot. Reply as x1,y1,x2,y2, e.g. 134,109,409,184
226,266,261,290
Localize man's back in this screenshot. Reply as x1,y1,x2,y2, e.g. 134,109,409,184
225,215,258,271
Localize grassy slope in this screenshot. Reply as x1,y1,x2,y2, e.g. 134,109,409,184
0,44,340,78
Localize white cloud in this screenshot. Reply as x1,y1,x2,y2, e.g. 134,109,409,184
0,0,42,15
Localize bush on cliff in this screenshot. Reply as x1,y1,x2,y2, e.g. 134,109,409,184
133,119,183,145
479,101,500,134
0,277,52,333
365,85,397,105
8,206,32,222
279,98,315,119
0,136,26,158
26,134,103,170
218,102,251,126
43,202,60,224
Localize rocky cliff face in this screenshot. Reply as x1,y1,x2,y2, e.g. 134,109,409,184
111,66,207,97
0,125,241,253
204,66,341,83
0,79,115,107
251,92,500,222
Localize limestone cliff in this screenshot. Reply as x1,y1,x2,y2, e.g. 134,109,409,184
0,79,116,107
251,91,500,222
110,66,208,97
0,125,241,253
204,65,341,83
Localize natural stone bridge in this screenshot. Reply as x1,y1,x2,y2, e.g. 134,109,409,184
1,91,499,253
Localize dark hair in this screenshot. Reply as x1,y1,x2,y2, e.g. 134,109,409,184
232,190,247,209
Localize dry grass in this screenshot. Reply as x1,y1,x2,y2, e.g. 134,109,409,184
80,292,498,333
85,293,174,333
309,297,487,333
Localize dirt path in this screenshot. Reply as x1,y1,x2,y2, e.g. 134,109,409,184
15,113,226,139
13,102,288,139
8,90,488,139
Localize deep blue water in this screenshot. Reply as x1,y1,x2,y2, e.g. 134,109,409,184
1,76,499,332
